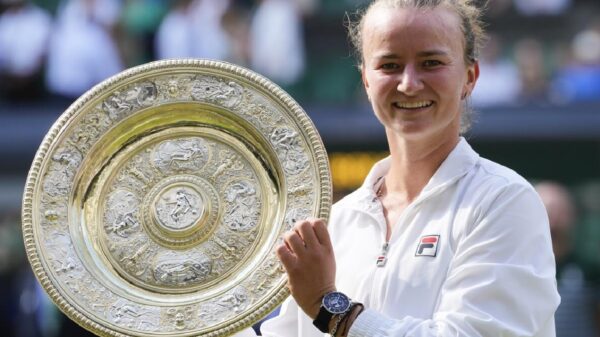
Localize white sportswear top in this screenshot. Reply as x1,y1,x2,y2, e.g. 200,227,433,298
234,138,560,337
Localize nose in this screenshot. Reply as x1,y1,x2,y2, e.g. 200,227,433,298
396,65,424,95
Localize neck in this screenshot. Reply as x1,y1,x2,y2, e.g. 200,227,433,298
383,131,459,202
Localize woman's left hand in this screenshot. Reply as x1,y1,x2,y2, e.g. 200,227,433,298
276,218,337,319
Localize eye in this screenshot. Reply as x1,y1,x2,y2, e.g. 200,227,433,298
422,60,442,68
380,63,400,71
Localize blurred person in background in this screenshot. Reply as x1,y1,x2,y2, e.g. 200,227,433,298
471,34,520,107
155,0,234,62
119,0,167,65
535,181,600,337
513,37,550,104
550,21,600,104
512,0,571,16
249,0,306,86
45,0,124,102
0,0,52,101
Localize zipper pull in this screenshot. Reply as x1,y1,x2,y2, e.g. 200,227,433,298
376,242,389,267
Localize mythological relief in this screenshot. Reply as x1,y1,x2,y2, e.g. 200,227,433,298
104,189,140,238
241,100,283,128
211,149,244,180
103,82,158,121
44,230,78,274
223,181,260,231
108,299,159,331
217,287,250,314
152,138,209,173
154,186,204,230
112,235,156,278
159,76,194,100
190,76,243,108
152,251,213,287
284,208,311,231
270,127,309,175
249,258,285,294
165,306,198,331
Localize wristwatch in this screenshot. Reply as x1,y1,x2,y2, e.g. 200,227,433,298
312,291,352,333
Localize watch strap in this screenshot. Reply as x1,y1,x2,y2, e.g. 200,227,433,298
313,306,334,333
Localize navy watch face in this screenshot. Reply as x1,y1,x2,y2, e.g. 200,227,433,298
322,292,351,314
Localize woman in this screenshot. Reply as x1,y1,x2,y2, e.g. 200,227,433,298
236,0,559,336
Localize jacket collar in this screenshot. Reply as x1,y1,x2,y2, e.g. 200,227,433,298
353,137,480,207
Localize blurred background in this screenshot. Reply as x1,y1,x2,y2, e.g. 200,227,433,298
1,0,600,336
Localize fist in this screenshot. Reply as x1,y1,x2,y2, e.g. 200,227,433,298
276,218,337,319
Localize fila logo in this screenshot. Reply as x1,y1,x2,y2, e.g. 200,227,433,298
415,235,440,257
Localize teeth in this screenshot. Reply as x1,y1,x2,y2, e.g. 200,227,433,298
395,101,433,109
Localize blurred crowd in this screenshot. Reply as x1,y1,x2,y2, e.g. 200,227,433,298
0,0,312,103
0,0,599,106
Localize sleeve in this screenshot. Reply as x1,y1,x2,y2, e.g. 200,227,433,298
348,184,561,337
231,296,324,337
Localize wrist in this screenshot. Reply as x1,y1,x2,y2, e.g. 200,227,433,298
312,291,352,333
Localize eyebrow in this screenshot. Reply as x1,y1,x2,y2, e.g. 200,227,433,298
374,49,450,59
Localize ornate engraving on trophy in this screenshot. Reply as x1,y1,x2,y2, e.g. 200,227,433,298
285,208,311,231
118,238,152,277
165,306,198,331
24,61,329,337
103,82,158,121
104,189,140,238
217,287,249,313
223,181,260,231
154,186,204,230
270,127,309,175
153,137,209,173
108,299,159,331
152,251,213,287
45,230,78,274
211,149,244,180
190,76,243,109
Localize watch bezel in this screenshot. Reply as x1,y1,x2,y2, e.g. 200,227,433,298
322,291,352,314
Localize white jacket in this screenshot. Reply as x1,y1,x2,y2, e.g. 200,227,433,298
236,138,559,337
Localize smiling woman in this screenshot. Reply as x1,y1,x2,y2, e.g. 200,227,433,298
233,1,560,336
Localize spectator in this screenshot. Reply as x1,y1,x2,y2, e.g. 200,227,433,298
513,37,549,103
471,34,520,107
512,0,571,16
249,0,306,86
155,0,233,61
550,22,600,103
0,0,52,101
535,181,600,337
45,0,124,101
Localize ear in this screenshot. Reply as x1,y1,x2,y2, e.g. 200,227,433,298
462,61,479,98
361,63,369,90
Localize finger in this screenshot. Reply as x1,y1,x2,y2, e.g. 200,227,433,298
276,243,296,270
312,218,332,249
295,220,319,249
284,230,306,255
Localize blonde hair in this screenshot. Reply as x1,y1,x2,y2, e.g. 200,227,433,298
348,0,486,65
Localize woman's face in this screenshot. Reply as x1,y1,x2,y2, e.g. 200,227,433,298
361,6,478,141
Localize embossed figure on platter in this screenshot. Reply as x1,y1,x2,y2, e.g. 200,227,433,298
224,181,260,231
191,76,243,108
153,138,209,173
155,186,204,230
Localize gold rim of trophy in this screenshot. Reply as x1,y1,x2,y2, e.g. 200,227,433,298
21,59,332,336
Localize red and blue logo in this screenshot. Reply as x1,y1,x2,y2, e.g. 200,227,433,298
415,235,440,257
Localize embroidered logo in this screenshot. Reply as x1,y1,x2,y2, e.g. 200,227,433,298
415,235,440,257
